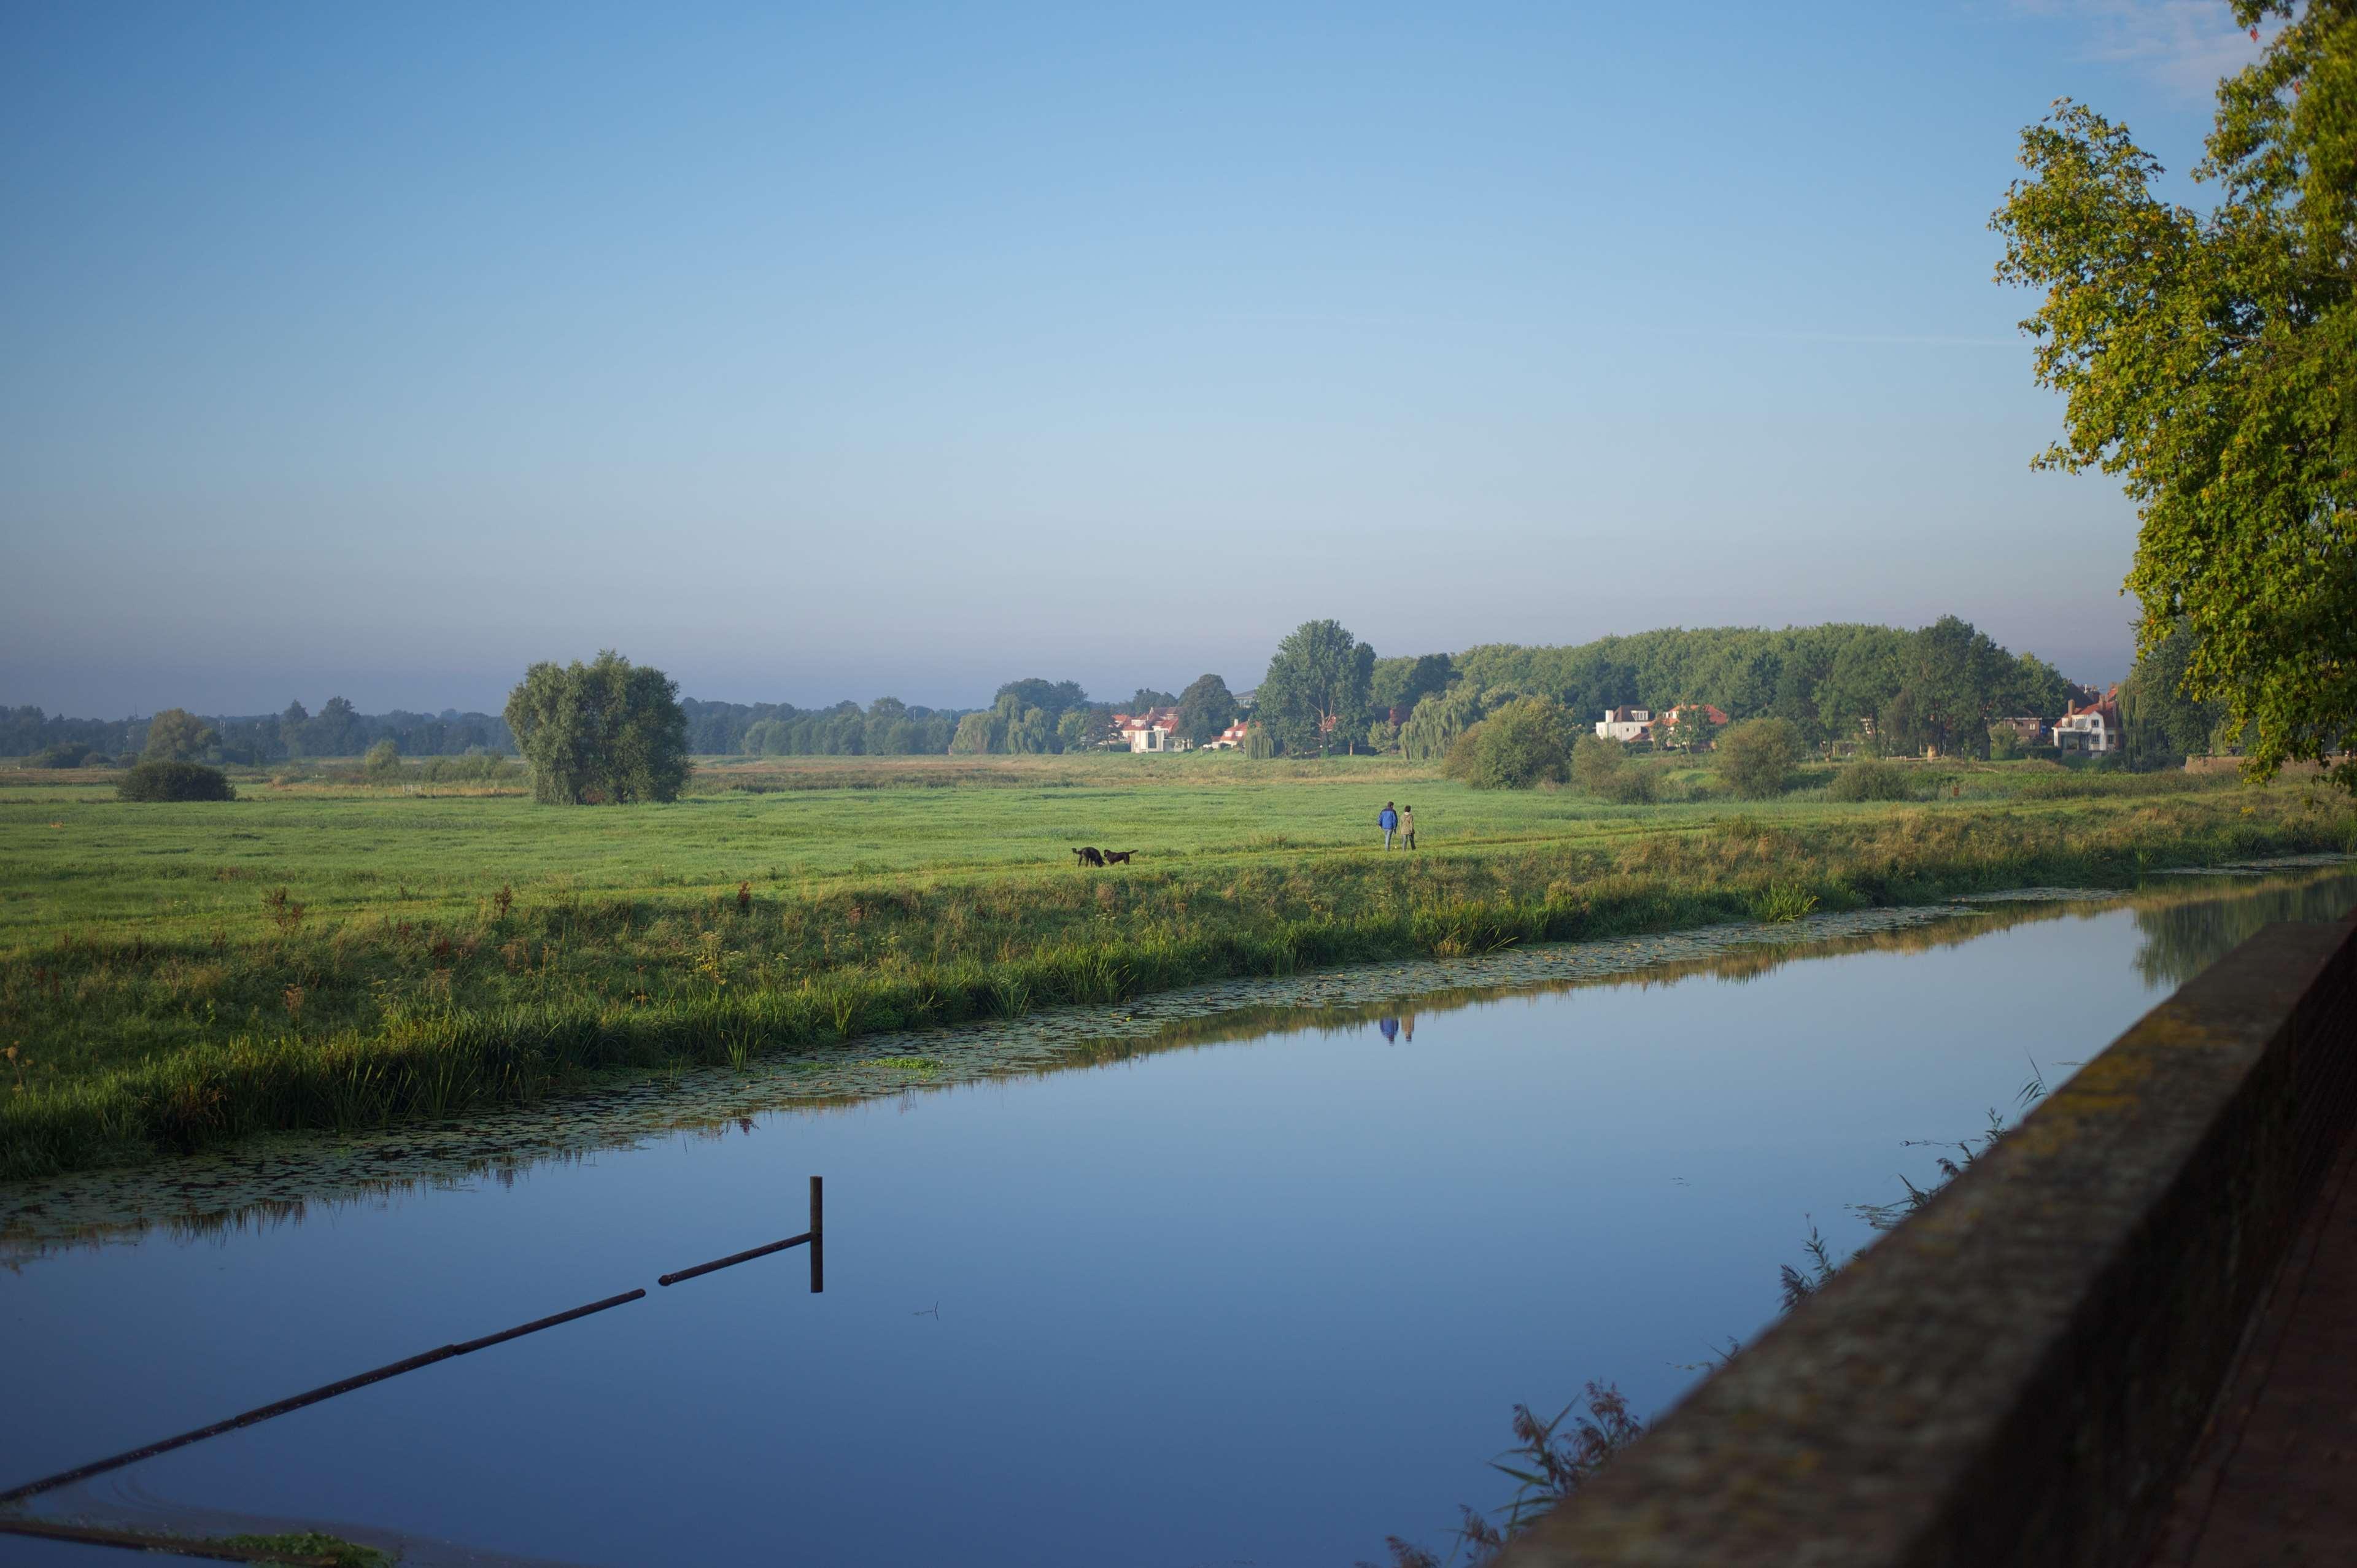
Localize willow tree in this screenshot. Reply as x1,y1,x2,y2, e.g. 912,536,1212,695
504,651,691,804
1992,1,2355,789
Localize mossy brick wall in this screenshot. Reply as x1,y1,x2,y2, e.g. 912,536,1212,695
1500,913,2357,1568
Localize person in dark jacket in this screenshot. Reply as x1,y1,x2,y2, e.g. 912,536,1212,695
1379,801,1398,849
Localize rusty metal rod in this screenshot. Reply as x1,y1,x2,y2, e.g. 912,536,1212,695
0,1516,344,1563
0,1289,646,1507
657,1232,809,1287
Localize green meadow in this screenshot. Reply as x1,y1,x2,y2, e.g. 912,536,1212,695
2,751,2350,1179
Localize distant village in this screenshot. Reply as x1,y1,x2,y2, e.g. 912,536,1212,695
1107,686,2127,757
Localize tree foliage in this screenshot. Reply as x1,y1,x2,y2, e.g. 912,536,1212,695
117,760,234,802
1455,619,2064,755
141,708,218,764
1175,674,1238,744
1992,3,2357,789
1717,718,1805,800
1444,697,1574,789
1256,620,1376,754
503,651,691,805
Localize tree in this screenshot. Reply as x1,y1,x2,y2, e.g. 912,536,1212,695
1256,619,1375,755
306,696,361,757
142,708,219,764
503,651,691,804
1175,674,1238,744
279,700,311,758
1443,697,1574,789
1370,654,1455,720
994,679,1089,720
1125,687,1178,713
363,738,403,779
1992,5,2357,790
1399,684,1493,761
2122,619,2226,768
1718,718,1805,799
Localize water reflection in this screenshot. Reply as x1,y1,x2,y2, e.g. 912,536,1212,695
2133,871,2357,987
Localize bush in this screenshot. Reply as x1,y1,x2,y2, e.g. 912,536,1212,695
1716,718,1804,800
26,743,93,768
1571,733,1627,795
1987,724,2023,761
363,739,403,780
1442,697,1574,789
1604,767,1660,805
117,760,236,802
1826,759,1916,801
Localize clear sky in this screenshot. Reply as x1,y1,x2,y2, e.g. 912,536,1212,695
1,1,2268,716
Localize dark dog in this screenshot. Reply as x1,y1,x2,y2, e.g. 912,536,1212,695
1072,846,1106,867
1101,850,1134,865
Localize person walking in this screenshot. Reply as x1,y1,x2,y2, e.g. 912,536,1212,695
1401,804,1416,851
1379,801,1398,849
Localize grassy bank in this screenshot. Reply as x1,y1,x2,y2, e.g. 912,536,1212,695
4,754,2351,1178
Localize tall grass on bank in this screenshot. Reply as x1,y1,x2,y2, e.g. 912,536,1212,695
3,786,2346,1180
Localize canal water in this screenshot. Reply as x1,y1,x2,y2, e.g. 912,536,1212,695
4,871,2353,1567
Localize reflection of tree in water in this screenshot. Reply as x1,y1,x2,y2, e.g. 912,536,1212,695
2133,873,2357,990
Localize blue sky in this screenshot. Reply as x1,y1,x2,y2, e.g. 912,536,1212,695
1,2,2267,715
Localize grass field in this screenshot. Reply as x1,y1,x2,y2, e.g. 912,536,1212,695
4,750,2351,1178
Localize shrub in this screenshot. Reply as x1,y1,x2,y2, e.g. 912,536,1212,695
1827,759,1916,801
117,760,236,802
1604,767,1660,805
1443,697,1574,789
1717,718,1804,800
363,739,403,780
26,743,93,768
1987,724,2023,761
1571,733,1627,795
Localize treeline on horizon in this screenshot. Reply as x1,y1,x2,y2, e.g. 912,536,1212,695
6,614,2123,765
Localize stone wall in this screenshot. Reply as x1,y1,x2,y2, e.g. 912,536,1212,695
1498,913,2357,1568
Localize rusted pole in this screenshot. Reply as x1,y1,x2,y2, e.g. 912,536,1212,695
0,1289,646,1507
810,1173,824,1294
657,1232,810,1287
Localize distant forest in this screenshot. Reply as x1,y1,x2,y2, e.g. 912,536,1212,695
4,616,2113,764
0,700,516,765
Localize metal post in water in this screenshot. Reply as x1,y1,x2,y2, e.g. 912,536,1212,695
810,1174,824,1294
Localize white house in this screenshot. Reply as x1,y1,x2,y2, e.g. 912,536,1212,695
1115,706,1182,752
1202,721,1250,751
1596,706,1653,743
2053,687,2122,754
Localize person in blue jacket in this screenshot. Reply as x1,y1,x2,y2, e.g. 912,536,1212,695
1379,801,1398,849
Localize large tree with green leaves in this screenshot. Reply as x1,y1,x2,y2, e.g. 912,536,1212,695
1256,619,1376,755
1992,1,2356,789
1174,674,1238,744
504,651,691,804
141,708,218,764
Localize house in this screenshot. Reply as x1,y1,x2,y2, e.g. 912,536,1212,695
1113,706,1182,753
1995,715,2049,746
2053,686,2121,754
1657,703,1730,747
1601,709,1652,741
1203,721,1250,751
1596,706,1654,743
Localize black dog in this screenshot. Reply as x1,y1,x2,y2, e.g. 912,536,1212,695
1072,846,1106,867
1101,850,1135,865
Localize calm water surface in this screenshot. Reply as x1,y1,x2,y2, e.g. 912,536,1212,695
4,874,2352,1567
